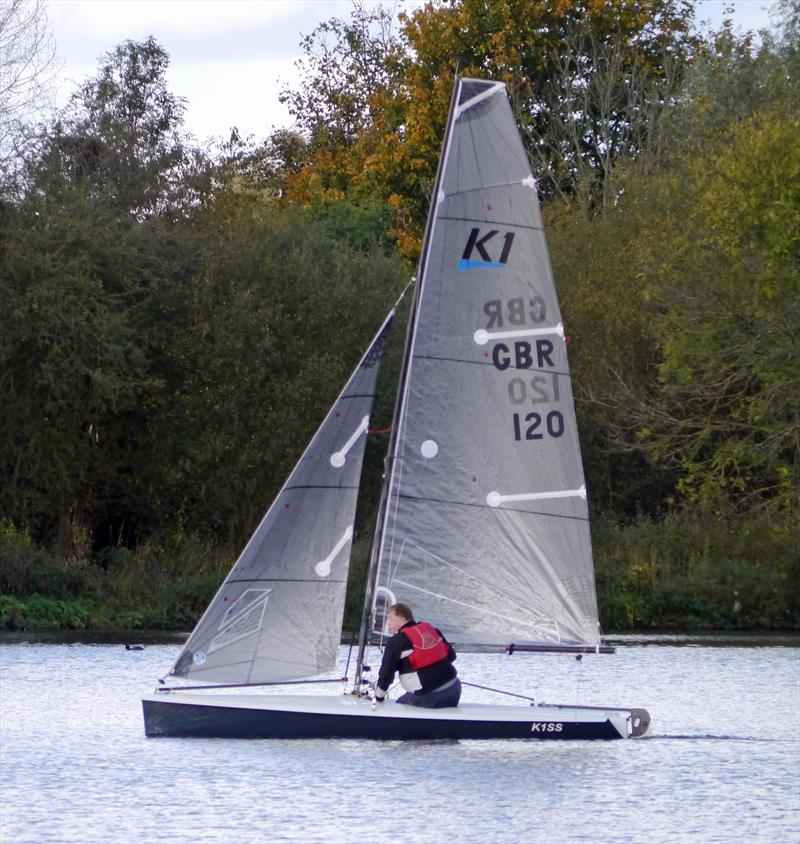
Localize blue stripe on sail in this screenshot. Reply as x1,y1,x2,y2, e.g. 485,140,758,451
458,259,506,271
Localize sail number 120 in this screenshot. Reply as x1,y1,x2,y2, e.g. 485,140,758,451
512,411,565,441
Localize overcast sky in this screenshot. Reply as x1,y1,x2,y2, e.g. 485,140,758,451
45,0,779,144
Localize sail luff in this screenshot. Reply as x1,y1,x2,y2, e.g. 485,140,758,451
373,77,466,608
369,79,501,637
353,78,465,687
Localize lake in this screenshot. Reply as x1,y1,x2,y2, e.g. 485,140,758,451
1,634,798,843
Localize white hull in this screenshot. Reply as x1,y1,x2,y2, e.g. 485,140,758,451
142,692,650,740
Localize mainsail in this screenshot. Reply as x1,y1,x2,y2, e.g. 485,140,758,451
370,79,601,649
170,312,393,684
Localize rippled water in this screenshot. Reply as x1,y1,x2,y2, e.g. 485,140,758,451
1,635,798,844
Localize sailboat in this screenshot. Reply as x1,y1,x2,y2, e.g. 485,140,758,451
142,77,651,741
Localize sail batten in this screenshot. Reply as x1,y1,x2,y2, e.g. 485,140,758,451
369,77,601,649
394,493,590,519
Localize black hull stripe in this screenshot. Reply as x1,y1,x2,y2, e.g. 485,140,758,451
143,699,623,740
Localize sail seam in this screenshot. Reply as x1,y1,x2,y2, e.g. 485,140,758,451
183,655,322,671
392,578,559,637
438,215,543,231
413,354,571,377
225,578,348,584
284,484,360,490
396,493,589,521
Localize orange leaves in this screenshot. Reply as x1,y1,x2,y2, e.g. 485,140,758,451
279,0,699,260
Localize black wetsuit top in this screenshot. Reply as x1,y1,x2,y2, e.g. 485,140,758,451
375,621,457,699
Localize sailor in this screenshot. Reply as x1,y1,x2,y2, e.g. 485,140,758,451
374,602,461,708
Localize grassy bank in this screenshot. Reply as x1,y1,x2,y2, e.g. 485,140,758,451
1,511,798,633
0,523,231,631
593,511,799,631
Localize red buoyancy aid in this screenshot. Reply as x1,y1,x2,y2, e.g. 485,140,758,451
404,622,450,671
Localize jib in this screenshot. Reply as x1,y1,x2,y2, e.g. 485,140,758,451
492,340,555,371
531,722,563,732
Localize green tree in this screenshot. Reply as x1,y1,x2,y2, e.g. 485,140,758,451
51,36,208,217
0,183,157,552
546,169,679,518
131,194,407,546
0,38,208,553
280,4,402,150
644,109,800,512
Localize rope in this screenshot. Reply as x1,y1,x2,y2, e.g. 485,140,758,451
343,629,359,691
361,276,411,441
461,680,535,704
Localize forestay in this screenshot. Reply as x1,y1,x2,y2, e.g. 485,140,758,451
370,79,600,649
169,313,393,684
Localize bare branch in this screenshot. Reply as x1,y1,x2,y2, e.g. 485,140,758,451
0,0,59,170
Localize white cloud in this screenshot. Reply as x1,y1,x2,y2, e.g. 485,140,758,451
46,0,357,140
169,55,301,140
45,0,780,144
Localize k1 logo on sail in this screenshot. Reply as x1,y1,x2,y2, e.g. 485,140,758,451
460,228,515,270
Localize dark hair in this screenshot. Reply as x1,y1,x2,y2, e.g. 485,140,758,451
389,602,414,623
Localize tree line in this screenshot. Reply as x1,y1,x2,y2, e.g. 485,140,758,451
1,0,797,631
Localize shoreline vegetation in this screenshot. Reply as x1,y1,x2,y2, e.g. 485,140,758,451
1,511,797,634
2,4,798,640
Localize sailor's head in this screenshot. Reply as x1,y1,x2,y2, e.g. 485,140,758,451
387,602,414,634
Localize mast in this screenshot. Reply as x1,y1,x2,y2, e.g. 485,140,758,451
353,76,463,691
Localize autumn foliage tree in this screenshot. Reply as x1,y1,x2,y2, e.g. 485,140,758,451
275,0,798,522
277,0,700,255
